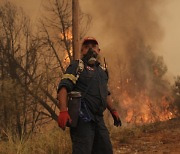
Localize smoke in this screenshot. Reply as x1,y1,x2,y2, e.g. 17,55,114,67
80,0,168,92
80,0,176,123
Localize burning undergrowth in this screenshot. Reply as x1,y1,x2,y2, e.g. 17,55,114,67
109,45,178,124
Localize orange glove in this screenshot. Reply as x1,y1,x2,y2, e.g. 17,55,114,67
110,110,122,127
58,111,72,130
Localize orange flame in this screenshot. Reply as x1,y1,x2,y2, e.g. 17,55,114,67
120,91,176,124
59,29,72,65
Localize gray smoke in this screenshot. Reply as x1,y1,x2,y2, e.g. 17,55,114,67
80,0,174,123
81,0,167,92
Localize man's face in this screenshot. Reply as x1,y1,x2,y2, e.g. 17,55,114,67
81,43,100,56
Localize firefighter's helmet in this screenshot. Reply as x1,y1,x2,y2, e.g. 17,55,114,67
82,37,98,45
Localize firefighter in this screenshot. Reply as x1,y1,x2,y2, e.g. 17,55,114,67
57,37,121,154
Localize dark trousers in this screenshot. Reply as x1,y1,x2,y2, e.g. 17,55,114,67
70,116,113,154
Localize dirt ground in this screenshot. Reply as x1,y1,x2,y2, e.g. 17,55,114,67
112,118,180,154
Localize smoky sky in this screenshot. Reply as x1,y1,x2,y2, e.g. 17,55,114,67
80,0,170,98
80,0,165,54
11,0,180,76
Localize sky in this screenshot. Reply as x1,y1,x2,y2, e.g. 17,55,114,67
79,0,180,78
9,0,180,77
159,0,180,76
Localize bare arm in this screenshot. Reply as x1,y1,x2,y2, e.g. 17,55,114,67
57,87,68,111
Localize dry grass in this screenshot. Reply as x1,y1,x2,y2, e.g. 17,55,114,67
110,118,180,146
2,118,178,154
0,126,71,154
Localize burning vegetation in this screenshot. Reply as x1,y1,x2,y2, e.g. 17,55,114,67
109,48,178,124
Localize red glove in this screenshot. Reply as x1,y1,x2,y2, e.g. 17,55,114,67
58,111,72,130
110,110,122,127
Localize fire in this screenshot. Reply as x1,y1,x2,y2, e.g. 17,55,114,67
59,29,72,65
120,91,176,124
64,52,71,64
59,29,72,40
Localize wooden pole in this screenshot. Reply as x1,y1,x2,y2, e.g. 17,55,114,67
72,0,80,60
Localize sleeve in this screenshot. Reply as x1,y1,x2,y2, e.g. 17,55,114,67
105,68,111,95
57,60,79,93
100,65,111,96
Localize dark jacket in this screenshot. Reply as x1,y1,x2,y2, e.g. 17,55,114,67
57,60,110,116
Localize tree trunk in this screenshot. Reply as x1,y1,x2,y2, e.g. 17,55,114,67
72,0,80,60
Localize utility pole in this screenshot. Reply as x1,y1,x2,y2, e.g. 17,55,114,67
72,0,80,60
